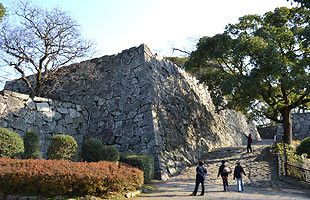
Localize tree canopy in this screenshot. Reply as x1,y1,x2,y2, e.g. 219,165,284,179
0,1,94,96
186,7,310,144
0,3,5,20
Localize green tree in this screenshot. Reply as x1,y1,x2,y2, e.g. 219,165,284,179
289,0,310,8
0,1,94,97
0,3,5,20
186,7,310,144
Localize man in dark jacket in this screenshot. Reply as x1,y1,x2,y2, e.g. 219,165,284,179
190,160,207,196
246,134,253,153
217,160,231,191
233,162,246,192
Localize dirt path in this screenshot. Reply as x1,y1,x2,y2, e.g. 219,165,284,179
134,140,310,200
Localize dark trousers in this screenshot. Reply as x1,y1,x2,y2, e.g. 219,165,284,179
247,144,252,153
193,178,205,195
222,176,228,191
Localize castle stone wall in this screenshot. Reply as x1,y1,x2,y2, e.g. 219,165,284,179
4,44,260,179
277,113,310,140
0,90,88,155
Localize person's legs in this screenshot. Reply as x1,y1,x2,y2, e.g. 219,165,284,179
236,178,241,192
223,177,228,191
191,178,199,195
200,179,205,195
240,178,244,191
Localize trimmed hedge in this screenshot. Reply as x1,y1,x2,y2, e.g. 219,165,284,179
120,153,154,183
0,127,24,158
47,134,77,160
80,138,104,162
296,137,310,157
0,158,144,197
101,145,120,162
23,131,40,159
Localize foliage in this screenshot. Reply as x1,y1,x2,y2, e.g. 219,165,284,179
186,7,310,144
0,158,143,197
0,127,24,158
23,131,40,159
80,138,104,162
0,3,5,20
274,142,303,164
101,145,120,162
0,1,94,96
47,134,77,160
289,0,310,8
296,137,310,157
164,56,189,68
120,153,154,183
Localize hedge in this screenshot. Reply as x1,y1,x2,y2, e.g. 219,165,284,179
120,153,154,183
101,145,120,162
296,137,310,157
0,127,24,158
80,138,104,162
0,158,144,197
23,131,41,159
47,134,77,160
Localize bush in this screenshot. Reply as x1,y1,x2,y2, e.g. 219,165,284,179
23,131,40,159
101,145,120,162
47,134,77,160
80,138,104,162
0,127,24,158
296,137,310,157
0,158,143,197
120,153,154,183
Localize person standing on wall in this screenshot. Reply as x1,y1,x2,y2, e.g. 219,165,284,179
233,162,246,192
190,160,208,196
246,134,253,153
217,160,231,191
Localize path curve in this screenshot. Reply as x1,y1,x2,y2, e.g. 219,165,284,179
134,140,310,200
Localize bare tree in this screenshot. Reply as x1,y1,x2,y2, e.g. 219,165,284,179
0,1,94,96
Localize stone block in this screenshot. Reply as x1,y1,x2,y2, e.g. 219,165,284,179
36,102,50,112
33,96,49,102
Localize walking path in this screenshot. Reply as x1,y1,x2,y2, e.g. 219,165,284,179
134,140,310,200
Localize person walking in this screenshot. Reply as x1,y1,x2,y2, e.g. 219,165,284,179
217,160,231,191
190,160,208,196
233,162,246,192
246,134,253,153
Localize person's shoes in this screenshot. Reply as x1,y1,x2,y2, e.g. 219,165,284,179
189,193,196,196
199,193,204,196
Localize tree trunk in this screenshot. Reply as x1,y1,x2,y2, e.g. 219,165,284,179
282,108,292,144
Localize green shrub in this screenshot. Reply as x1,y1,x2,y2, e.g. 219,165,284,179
296,137,310,157
274,142,303,164
0,128,24,158
23,131,40,159
80,138,104,162
120,153,154,183
101,145,120,162
47,134,77,160
0,158,143,197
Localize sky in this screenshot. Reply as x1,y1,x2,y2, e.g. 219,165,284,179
1,0,293,57
0,0,294,89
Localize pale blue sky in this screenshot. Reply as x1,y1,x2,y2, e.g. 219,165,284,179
1,0,293,57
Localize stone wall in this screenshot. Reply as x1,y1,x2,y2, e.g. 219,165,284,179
277,113,310,140
0,90,88,155
4,44,260,179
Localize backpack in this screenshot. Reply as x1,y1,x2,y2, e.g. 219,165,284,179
223,166,231,174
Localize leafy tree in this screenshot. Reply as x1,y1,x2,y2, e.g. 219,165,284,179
0,3,5,20
186,7,310,144
288,0,310,8
0,1,94,96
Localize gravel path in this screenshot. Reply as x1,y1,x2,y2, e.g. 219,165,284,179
134,140,310,200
